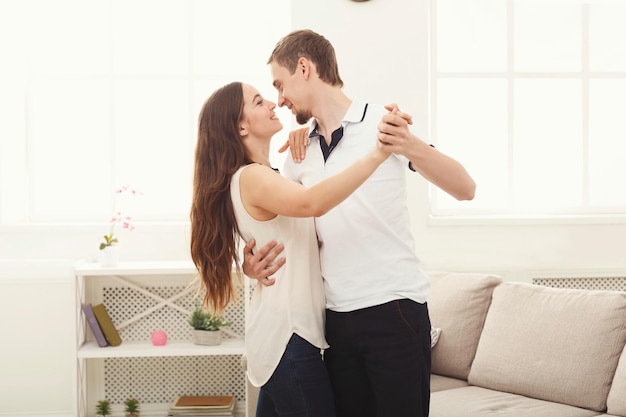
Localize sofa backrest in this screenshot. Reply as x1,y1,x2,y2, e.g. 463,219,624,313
468,282,626,412
427,271,502,380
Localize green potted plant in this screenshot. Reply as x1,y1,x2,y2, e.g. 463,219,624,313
124,397,140,417
188,303,232,346
95,399,111,417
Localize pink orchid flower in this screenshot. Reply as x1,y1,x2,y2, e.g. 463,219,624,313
99,185,141,250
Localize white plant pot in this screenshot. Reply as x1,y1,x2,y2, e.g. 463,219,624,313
192,329,221,346
98,245,120,267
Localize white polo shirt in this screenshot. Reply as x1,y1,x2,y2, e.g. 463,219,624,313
282,100,430,312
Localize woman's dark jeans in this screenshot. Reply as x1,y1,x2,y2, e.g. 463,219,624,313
256,333,336,417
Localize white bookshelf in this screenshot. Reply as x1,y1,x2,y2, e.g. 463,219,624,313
73,260,248,417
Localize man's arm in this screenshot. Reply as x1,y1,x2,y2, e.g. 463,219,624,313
378,104,476,201
241,238,286,286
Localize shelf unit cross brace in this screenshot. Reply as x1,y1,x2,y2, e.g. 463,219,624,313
109,274,197,330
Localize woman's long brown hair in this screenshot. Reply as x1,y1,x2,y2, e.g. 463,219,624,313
190,82,252,315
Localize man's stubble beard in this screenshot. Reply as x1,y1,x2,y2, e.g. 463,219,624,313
296,110,313,125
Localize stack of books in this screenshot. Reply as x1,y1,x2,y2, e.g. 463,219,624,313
168,395,236,417
82,303,122,347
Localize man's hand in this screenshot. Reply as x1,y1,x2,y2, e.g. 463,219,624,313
241,239,286,286
278,127,309,163
384,103,413,125
379,103,476,200
377,103,418,155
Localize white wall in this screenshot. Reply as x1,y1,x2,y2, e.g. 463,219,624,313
1,0,625,416
0,261,75,417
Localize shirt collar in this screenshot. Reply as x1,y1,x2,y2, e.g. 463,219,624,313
344,99,369,123
309,99,368,138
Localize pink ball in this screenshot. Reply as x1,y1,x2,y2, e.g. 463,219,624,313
151,330,168,346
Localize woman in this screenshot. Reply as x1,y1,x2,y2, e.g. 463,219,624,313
190,82,389,417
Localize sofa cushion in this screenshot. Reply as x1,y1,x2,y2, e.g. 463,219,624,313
468,282,626,412
427,271,502,380
607,346,626,415
430,374,468,392
430,386,600,417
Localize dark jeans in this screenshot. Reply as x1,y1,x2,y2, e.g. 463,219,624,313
256,333,336,417
325,299,432,417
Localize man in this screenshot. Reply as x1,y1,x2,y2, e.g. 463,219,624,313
244,29,475,417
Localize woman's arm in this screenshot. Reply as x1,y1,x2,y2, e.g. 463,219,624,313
240,147,389,220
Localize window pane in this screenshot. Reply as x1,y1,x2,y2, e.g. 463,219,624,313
112,0,188,75
0,2,28,77
514,0,581,72
589,3,626,72
29,79,111,221
589,80,626,206
114,79,191,220
436,0,507,72
513,79,583,211
28,0,110,75
191,0,291,77
0,81,27,223
434,79,508,211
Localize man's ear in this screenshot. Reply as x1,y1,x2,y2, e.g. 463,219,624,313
298,57,312,80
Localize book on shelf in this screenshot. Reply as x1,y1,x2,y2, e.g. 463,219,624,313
171,395,235,409
168,411,234,417
92,303,122,347
81,303,108,347
167,410,235,417
168,395,235,416
167,411,234,416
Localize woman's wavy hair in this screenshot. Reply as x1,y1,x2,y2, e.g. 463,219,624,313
190,81,252,315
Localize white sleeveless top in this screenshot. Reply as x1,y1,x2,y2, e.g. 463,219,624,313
230,165,328,387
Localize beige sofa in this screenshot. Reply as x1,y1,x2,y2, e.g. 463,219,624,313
245,271,626,416
428,271,626,417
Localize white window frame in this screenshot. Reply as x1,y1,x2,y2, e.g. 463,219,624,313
428,0,626,226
